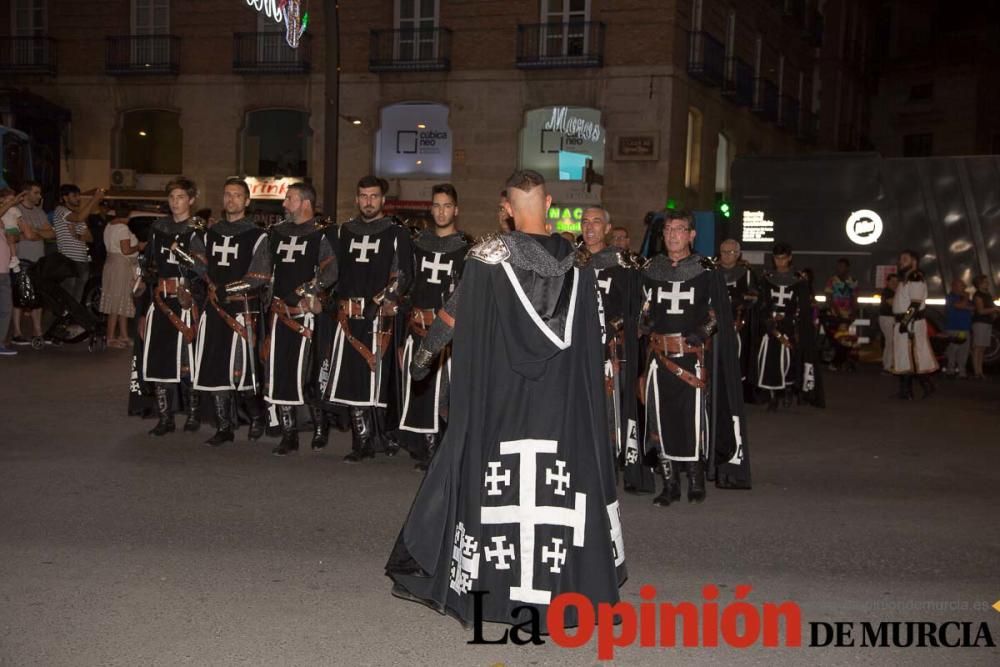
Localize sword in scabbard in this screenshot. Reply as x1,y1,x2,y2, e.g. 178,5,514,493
370,275,400,404
226,280,260,396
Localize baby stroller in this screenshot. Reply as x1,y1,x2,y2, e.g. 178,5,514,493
24,253,105,351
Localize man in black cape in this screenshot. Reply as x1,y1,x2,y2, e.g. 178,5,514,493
756,242,825,410
396,183,468,471
717,238,762,403
579,206,655,495
386,171,625,632
639,210,751,505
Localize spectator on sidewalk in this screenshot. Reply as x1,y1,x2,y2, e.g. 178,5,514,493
52,185,101,304
943,278,973,378
6,181,54,345
100,216,144,348
0,189,24,356
971,275,998,379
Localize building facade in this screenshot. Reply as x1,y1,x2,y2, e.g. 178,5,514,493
1,0,872,239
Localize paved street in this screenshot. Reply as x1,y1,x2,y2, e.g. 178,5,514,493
1,346,999,666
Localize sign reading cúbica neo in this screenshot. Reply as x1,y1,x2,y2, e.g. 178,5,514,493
246,0,309,48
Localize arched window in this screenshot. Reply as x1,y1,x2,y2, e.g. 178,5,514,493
241,108,311,177
118,109,182,174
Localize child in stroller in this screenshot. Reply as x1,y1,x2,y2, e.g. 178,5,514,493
22,253,104,351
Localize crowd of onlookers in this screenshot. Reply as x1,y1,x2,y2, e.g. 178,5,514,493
1,181,143,355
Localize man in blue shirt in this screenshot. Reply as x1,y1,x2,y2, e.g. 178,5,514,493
944,278,973,378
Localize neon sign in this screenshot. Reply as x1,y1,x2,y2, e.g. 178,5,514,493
741,210,775,243
548,205,585,233
246,0,309,48
845,209,883,246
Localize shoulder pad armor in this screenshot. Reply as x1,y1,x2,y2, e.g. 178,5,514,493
619,251,648,270
910,270,924,282
700,256,717,270
469,233,511,264
575,247,593,268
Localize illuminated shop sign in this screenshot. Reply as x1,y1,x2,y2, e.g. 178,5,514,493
548,204,584,233
246,0,308,48
376,103,453,179
845,209,883,246
521,107,605,185
741,210,776,243
245,175,304,200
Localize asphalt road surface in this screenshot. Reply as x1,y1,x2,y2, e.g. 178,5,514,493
2,346,999,666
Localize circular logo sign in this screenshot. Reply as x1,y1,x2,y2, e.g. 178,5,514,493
845,209,883,246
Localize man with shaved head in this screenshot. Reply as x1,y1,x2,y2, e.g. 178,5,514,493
388,170,626,632
580,205,653,494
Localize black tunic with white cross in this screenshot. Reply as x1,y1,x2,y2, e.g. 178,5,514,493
326,217,413,407
141,219,198,383
398,230,468,434
266,219,337,405
640,254,715,462
756,270,807,390
189,220,270,391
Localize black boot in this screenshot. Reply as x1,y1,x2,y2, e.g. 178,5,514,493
414,433,438,472
241,391,265,441
272,405,299,456
344,408,375,463
917,375,934,399
897,375,914,400
309,405,329,451
182,384,201,432
148,383,175,436
687,460,707,503
781,388,795,408
766,391,778,412
374,408,400,457
652,456,681,506
205,393,234,446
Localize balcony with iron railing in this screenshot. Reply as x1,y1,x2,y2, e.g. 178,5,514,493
778,95,800,133
722,57,754,106
515,21,605,69
687,31,725,87
752,78,779,122
369,27,452,72
799,110,818,143
234,32,311,73
1,36,56,74
106,35,179,74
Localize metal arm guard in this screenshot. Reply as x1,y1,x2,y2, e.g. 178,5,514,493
685,310,719,346
225,280,253,296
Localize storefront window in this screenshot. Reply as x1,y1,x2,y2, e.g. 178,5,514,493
519,106,605,184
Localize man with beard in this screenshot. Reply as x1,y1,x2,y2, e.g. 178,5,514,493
140,177,204,436
188,178,271,445
639,210,750,505
386,169,625,632
891,249,937,398
325,175,413,462
717,239,760,400
265,182,338,455
579,206,653,494
756,243,823,410
398,183,468,471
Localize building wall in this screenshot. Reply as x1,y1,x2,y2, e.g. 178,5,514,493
2,0,846,242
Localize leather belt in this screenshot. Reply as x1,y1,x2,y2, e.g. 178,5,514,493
648,332,706,390
650,332,704,357
157,277,183,296
408,308,436,337
338,298,366,319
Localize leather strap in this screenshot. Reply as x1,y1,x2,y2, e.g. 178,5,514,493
153,288,198,344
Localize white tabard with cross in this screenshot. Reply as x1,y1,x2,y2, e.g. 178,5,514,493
773,284,794,309
657,281,696,315
349,235,381,263
481,438,587,605
421,252,453,285
212,235,240,267
276,236,309,263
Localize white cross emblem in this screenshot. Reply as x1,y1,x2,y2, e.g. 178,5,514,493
624,419,639,465
597,274,612,295
657,281,695,314
276,236,308,263
607,501,625,567
160,244,179,265
545,460,571,496
484,535,516,570
421,252,453,285
449,522,480,595
774,285,793,308
484,461,510,496
212,235,240,267
541,538,567,573
349,235,381,263
481,439,587,605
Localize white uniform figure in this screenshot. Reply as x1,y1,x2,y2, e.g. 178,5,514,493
890,253,938,400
